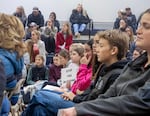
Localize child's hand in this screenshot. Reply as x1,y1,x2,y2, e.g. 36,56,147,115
80,53,92,65
76,89,84,95
61,92,76,101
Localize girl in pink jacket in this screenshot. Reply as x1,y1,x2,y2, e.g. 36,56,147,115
71,39,93,94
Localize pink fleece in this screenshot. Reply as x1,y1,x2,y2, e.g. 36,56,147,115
71,64,92,94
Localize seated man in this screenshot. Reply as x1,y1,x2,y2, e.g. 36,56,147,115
70,4,90,38
27,7,44,28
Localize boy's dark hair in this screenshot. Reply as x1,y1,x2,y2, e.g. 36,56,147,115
58,49,70,60
97,30,129,60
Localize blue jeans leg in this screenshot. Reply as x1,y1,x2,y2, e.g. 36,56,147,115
73,24,79,34
79,24,86,32
33,90,75,114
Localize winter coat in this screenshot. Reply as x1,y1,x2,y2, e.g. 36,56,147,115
27,11,44,28
70,9,90,25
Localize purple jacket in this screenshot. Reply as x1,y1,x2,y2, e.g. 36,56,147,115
49,64,62,83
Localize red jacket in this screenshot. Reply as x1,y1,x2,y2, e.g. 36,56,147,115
55,32,73,53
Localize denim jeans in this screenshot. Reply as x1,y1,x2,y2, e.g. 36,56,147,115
32,89,75,114
73,23,86,34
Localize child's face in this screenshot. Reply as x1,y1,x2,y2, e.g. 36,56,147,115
132,50,141,60
96,38,115,65
58,55,68,67
53,57,60,66
35,57,44,67
70,51,81,64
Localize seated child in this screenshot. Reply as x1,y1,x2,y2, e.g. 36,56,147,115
24,55,49,102
49,54,63,83
26,54,49,85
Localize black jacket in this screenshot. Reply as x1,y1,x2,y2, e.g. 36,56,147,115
73,59,128,103
70,9,90,25
75,52,150,116
27,11,44,28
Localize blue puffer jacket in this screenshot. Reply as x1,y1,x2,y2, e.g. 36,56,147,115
0,48,23,115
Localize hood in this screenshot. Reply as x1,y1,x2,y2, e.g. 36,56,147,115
100,59,129,76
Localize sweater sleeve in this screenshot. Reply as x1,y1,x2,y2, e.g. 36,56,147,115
75,81,150,116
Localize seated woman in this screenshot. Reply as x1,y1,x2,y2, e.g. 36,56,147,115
70,3,90,38
31,30,47,64
55,22,73,53
41,19,57,65
41,19,57,53
45,12,60,32
13,6,27,28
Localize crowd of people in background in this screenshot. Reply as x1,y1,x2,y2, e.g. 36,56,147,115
0,3,150,116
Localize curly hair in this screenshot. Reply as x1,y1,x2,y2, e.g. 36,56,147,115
0,13,25,58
